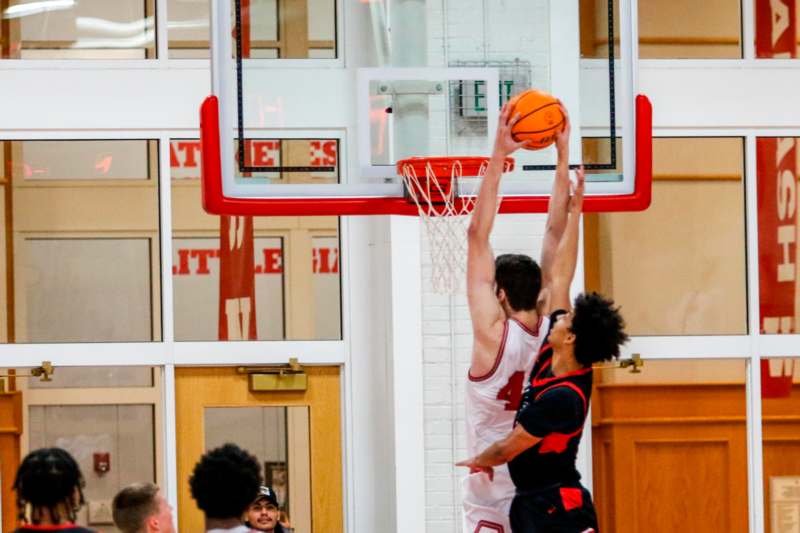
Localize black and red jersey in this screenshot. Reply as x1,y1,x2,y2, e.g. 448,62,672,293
508,310,593,492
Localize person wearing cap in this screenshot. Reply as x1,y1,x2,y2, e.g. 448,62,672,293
244,486,292,533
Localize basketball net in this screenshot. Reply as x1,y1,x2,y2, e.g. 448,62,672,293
400,158,497,294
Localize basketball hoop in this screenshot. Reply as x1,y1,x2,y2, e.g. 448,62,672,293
397,156,515,294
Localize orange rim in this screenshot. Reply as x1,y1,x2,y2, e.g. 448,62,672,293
397,156,515,178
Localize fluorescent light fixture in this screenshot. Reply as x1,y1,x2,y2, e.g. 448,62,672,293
75,16,154,36
69,29,155,48
3,0,74,19
167,18,208,30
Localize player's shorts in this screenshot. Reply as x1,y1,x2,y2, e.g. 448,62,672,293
509,483,598,533
461,466,515,533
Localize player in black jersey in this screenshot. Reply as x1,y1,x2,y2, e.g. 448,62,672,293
458,172,628,532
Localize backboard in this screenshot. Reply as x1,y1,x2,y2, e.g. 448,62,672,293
201,0,650,216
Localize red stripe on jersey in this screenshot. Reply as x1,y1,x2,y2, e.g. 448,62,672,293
509,315,543,337
534,381,588,414
533,366,592,388
536,381,589,453
533,353,552,381
468,321,509,382
534,382,588,454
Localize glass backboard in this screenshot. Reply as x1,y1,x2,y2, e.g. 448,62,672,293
201,0,650,216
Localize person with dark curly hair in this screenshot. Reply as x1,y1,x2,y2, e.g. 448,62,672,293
189,443,262,533
459,172,629,532
12,447,95,533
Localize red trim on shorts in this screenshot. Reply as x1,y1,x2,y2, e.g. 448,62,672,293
469,321,509,382
474,520,505,533
509,315,543,337
560,487,584,511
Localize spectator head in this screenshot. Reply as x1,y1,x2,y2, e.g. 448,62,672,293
13,447,86,525
112,482,175,533
245,486,281,532
189,443,261,522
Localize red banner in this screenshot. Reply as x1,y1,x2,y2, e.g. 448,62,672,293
757,138,798,397
756,0,797,58
756,0,797,398
219,216,258,340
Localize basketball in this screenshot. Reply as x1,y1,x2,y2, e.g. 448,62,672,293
508,89,565,150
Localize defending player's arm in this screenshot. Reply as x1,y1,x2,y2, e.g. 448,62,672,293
538,105,572,294
467,103,528,375
548,167,585,313
456,424,542,480
457,387,585,478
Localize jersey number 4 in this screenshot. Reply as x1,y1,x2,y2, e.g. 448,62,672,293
496,371,524,411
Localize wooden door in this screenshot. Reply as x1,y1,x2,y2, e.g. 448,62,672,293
175,366,342,533
0,391,22,533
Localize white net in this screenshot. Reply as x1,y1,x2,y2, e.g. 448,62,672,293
401,159,493,294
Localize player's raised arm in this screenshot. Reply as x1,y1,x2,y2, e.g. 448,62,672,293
539,104,573,292
548,166,585,313
467,103,528,372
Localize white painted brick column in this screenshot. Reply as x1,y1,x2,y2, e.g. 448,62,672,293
421,214,549,532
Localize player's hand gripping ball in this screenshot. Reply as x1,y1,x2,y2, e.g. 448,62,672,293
507,89,566,150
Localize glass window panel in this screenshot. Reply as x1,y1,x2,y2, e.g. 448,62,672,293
250,0,278,42
580,0,742,59
2,0,156,59
28,404,156,531
21,140,151,181
592,358,748,531
756,138,798,335
312,235,340,340
167,0,337,59
579,0,619,59
170,138,342,341
172,236,285,340
761,357,800,533
204,406,311,530
308,47,335,59
585,137,747,335
23,239,153,342
1,139,161,343
638,0,742,58
307,0,335,42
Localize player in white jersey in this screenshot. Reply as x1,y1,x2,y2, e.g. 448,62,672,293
463,101,574,533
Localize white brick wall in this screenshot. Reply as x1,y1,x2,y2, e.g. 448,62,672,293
421,213,548,532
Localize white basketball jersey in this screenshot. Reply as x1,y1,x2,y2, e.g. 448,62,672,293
462,316,550,533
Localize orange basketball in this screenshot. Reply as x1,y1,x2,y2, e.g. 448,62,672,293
508,89,565,150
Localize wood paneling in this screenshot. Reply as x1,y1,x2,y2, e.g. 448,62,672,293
175,366,342,533
0,392,22,532
635,441,731,531
593,383,800,532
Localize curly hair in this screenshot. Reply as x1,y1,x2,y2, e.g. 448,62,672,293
189,443,262,519
494,254,542,312
571,292,629,366
13,447,86,525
